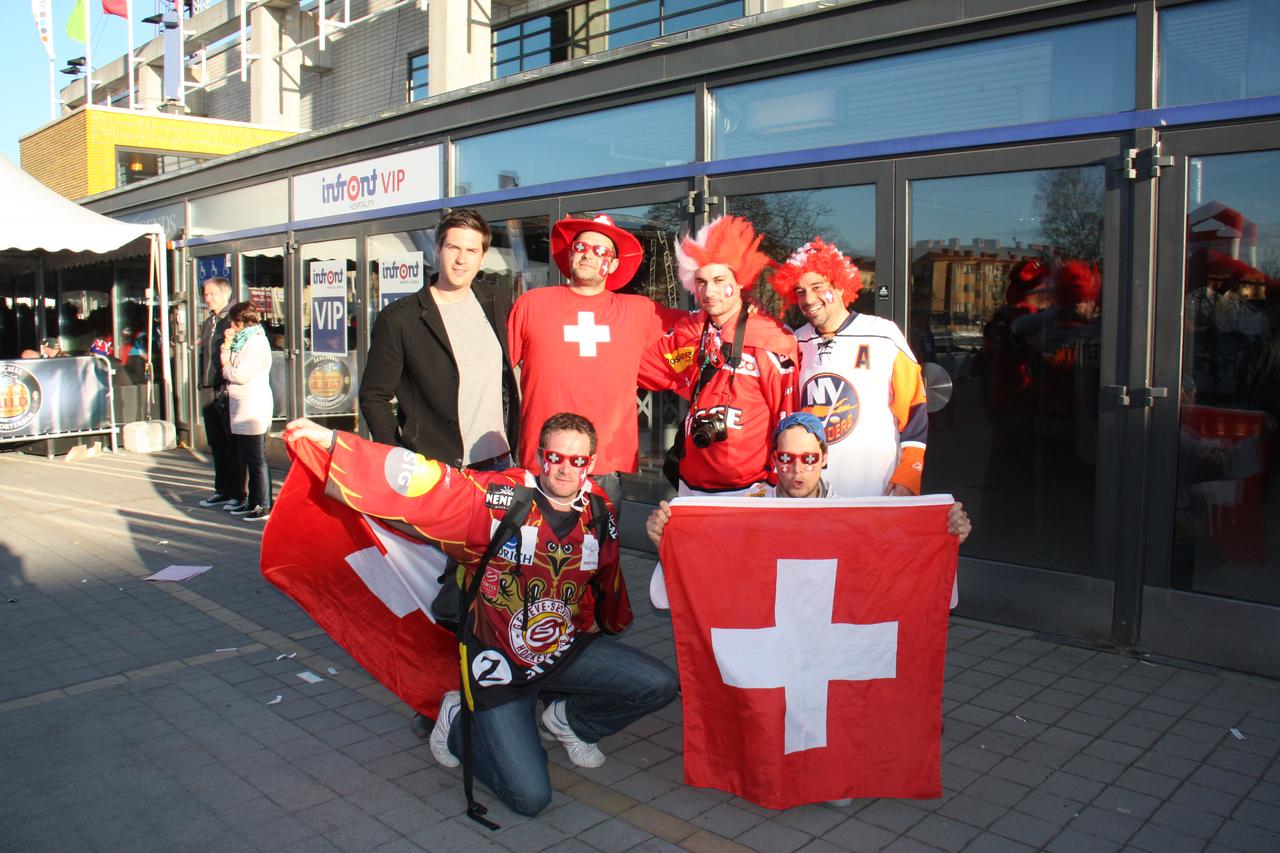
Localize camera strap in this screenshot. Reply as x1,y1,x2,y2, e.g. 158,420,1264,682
678,308,749,461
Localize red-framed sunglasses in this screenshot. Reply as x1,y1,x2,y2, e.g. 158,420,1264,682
570,240,615,260
540,448,593,467
772,450,821,468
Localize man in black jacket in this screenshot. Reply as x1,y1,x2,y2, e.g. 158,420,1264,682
359,208,520,470
196,276,243,508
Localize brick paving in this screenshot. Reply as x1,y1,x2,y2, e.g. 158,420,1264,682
1,447,1278,852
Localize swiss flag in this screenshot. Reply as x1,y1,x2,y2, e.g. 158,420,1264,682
658,496,958,809
260,440,457,717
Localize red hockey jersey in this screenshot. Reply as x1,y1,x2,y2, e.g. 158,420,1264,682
638,309,799,490
317,431,631,708
509,286,686,472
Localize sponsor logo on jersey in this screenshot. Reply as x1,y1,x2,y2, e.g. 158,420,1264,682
727,352,760,377
383,447,442,496
662,345,696,372
801,372,860,443
471,649,513,686
509,598,575,664
485,483,517,511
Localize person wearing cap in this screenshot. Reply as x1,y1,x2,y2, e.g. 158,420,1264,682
507,214,686,508
359,208,520,470
646,412,970,556
637,216,800,495
771,238,928,498
38,338,67,358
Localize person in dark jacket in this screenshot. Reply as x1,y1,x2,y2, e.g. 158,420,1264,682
196,277,243,508
359,208,520,469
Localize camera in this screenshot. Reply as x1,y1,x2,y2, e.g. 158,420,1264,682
690,411,728,448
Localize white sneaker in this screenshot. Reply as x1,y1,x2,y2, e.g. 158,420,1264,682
430,691,461,768
539,700,605,768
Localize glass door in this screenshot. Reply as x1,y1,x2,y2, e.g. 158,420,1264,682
1145,122,1280,675
240,246,290,430
896,140,1128,642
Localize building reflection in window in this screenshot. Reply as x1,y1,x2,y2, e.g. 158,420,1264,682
910,167,1104,575
1174,151,1280,605
240,247,289,428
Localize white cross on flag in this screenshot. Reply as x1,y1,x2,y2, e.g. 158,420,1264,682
660,495,958,808
261,440,458,717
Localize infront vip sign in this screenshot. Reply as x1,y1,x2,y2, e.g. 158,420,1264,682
293,147,442,223
310,260,347,356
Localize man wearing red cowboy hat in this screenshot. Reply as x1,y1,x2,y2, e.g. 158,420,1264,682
508,213,685,506
637,216,800,494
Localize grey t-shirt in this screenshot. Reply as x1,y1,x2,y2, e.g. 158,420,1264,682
436,290,510,464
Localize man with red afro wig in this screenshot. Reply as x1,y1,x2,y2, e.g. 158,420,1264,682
638,216,799,494
771,237,929,497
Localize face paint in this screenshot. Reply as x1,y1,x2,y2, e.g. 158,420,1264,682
577,468,590,488
542,460,552,476
723,284,733,297
821,291,836,304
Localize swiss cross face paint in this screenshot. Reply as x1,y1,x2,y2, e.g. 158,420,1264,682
821,290,836,304
723,284,733,297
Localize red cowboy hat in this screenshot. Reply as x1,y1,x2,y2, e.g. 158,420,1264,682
550,214,644,291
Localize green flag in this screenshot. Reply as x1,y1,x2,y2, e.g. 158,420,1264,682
66,0,86,44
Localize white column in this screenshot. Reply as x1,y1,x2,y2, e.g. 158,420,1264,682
428,0,492,97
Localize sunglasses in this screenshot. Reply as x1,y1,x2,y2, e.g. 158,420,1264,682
772,450,822,469
540,448,592,467
570,240,615,260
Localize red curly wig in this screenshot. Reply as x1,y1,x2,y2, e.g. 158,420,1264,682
768,237,863,305
675,216,774,293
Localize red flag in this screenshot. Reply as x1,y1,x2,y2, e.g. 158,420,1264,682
260,440,458,717
102,0,127,17
659,496,958,809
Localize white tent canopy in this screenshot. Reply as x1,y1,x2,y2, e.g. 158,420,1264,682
0,154,161,252
1,154,172,427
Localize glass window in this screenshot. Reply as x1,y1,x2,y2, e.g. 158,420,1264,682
454,97,694,195
726,185,876,324
117,148,212,187
909,167,1106,576
366,228,435,327
713,17,1135,160
190,180,288,237
239,248,287,427
481,215,551,297
299,239,358,430
57,266,114,356
1160,0,1280,107
408,50,429,102
1173,150,1280,605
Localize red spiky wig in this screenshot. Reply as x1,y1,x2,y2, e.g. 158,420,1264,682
768,237,863,305
675,216,774,293
1054,259,1101,307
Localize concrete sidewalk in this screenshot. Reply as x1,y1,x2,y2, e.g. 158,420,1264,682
1,447,1278,852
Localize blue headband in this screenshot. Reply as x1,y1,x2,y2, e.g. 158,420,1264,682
773,412,825,444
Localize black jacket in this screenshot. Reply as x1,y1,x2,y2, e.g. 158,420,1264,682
358,279,520,467
199,305,232,390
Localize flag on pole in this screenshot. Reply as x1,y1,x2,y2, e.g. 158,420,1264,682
31,0,55,60
658,495,958,809
102,1,127,18
66,0,87,42
260,439,459,717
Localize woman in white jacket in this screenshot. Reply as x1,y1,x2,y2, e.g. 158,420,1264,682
221,302,274,521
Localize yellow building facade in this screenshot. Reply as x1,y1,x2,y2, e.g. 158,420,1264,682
19,107,297,201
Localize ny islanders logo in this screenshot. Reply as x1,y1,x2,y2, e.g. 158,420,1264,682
801,372,859,444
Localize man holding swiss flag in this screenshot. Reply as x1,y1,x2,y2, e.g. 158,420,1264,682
648,412,970,809
263,413,676,824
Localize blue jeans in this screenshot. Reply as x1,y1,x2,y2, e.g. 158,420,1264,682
236,432,272,509
448,636,677,816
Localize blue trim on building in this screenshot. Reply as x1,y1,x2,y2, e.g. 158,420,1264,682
176,95,1280,248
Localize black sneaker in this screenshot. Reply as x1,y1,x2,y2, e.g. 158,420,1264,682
198,492,233,507
241,506,271,521
223,499,248,513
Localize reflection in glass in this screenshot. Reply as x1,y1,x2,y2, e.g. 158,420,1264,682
1174,151,1280,605
727,185,876,323
713,17,1133,160
1160,0,1280,107
114,257,162,419
453,97,694,195
240,248,288,428
367,229,436,325
189,181,288,237
909,167,1104,575
483,215,551,297
300,240,358,430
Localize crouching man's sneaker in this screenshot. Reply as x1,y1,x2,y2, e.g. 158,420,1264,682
539,699,605,768
430,691,461,768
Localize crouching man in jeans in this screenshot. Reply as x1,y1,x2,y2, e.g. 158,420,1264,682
284,412,676,818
